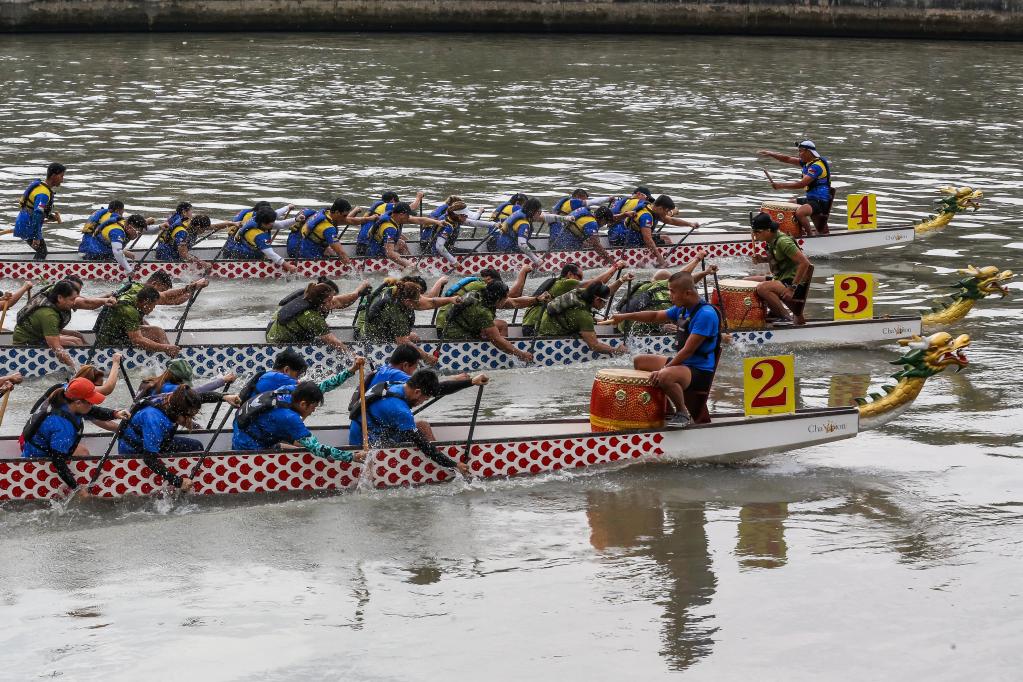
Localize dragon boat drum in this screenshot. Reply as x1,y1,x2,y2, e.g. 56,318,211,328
760,201,802,238
590,369,666,432
710,278,767,329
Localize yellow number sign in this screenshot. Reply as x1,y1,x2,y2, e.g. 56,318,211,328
847,193,877,230
833,273,874,320
743,355,796,417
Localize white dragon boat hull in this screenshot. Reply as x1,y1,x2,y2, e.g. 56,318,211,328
0,227,915,280
0,408,860,502
0,316,921,378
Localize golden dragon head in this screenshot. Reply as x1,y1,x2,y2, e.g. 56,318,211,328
939,185,983,211
895,332,971,377
957,264,1014,298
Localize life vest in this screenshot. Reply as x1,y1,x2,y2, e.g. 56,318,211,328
93,281,140,332
236,388,295,448
159,219,191,247
439,291,488,339
623,201,655,233
619,280,671,313
803,157,832,195
294,208,318,235
228,209,254,239
270,293,326,343
766,233,802,279
370,216,401,245
522,277,571,330
234,220,268,250
542,290,590,334
347,381,398,422
301,212,336,246
501,209,531,238
237,371,267,403
95,216,126,247
21,404,83,458
82,208,115,235
675,300,722,367
552,197,583,215
369,201,392,216
424,216,460,252
563,206,597,239
119,395,181,453
15,287,72,330
365,287,416,337
18,180,53,215
490,201,517,223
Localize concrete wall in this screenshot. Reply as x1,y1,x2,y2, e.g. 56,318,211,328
2,0,1022,39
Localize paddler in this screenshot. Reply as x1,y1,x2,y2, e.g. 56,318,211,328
427,194,464,220
29,356,124,414
521,261,626,336
436,279,535,363
12,280,94,369
21,378,124,494
232,357,365,463
536,279,633,355
757,140,834,236
266,279,365,353
81,200,125,235
222,207,299,273
601,271,722,428
298,198,375,262
494,198,543,265
422,200,472,266
362,203,444,267
745,212,812,325
369,190,424,216
137,358,236,399
490,192,528,222
13,162,65,260
237,348,309,401
94,283,197,355
359,279,460,361
549,206,621,263
78,213,149,275
13,275,117,349
347,367,469,474
551,188,591,216
615,251,717,334
118,385,240,492
156,213,238,267
608,194,700,268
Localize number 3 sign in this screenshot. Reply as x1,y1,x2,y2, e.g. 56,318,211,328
743,355,796,417
847,194,877,230
833,273,874,320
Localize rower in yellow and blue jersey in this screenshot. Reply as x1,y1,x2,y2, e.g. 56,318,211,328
361,202,444,268
222,207,298,273
80,200,124,239
79,214,148,275
549,205,617,264
299,198,375,263
757,140,835,236
155,212,238,267
494,198,543,265
551,188,590,216
13,162,65,260
422,201,471,267
608,194,700,268
489,192,527,222
368,190,424,217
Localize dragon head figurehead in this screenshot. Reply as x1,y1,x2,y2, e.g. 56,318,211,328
892,332,971,379
955,264,1014,299
938,186,983,213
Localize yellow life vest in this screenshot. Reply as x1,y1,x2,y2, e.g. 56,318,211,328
19,181,53,214
82,210,113,235
301,214,336,245
159,222,190,246
371,218,401,243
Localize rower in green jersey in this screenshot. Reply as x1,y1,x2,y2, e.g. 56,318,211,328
616,251,717,334
95,285,182,355
266,279,369,353
536,277,633,356
436,279,535,364
745,212,813,325
520,261,627,336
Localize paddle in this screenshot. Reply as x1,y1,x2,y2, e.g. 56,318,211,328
763,168,776,188
711,269,729,332
171,282,205,346
0,299,9,332
86,411,133,491
0,384,13,428
358,363,369,452
601,267,624,319
461,383,485,474
204,378,234,429
701,258,710,301
118,356,137,402
663,223,701,260
187,405,237,481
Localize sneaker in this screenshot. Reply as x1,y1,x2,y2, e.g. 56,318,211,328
666,412,692,429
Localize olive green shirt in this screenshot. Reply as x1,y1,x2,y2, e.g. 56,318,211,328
439,301,495,340
12,307,62,345
523,277,579,330
537,306,596,337
266,308,330,344
364,302,414,341
96,303,143,347
768,233,801,283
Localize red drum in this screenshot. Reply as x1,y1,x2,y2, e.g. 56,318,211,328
590,369,666,432
760,200,802,239
711,278,767,329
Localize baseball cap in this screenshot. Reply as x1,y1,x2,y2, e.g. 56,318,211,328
166,358,194,383
634,186,653,200
392,202,412,215
65,378,106,405
797,140,821,158
751,212,780,232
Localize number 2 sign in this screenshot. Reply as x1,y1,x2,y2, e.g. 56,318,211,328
743,355,796,417
834,274,874,320
847,194,877,230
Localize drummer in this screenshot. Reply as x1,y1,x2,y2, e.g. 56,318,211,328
756,140,833,236
745,212,812,325
601,271,721,428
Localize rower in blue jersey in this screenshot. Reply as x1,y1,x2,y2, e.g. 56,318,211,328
79,214,148,275
231,201,298,255
368,190,424,218
13,162,65,260
299,198,374,262
489,192,527,223
551,188,590,216
423,200,471,266
363,202,435,268
602,271,721,429
232,358,365,464
608,193,700,268
80,200,124,241
427,194,463,220
237,348,309,401
155,212,237,267
21,378,124,497
494,198,543,265
757,140,835,236
348,368,472,474
549,205,617,264
222,207,298,273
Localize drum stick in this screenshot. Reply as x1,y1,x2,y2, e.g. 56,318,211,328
0,299,9,332
0,385,12,428
763,169,776,187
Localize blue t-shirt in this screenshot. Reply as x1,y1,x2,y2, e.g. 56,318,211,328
369,364,412,387
348,384,415,447
254,371,299,394
232,402,310,450
802,158,831,201
21,409,82,458
665,302,720,372
119,406,176,455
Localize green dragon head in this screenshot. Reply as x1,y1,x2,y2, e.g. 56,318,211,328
953,264,1015,300
891,332,971,379
937,186,983,214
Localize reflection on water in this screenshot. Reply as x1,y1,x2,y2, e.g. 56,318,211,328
736,503,789,570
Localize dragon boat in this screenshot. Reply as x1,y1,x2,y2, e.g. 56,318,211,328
0,316,923,379
921,264,1013,331
0,331,971,502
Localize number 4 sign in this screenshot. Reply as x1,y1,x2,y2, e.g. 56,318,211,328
743,355,796,417
847,193,877,230
834,273,874,320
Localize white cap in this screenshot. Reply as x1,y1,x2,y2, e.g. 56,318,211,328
798,140,821,158
453,207,470,217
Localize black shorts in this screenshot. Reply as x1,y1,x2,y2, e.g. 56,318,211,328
796,197,829,216
666,362,715,392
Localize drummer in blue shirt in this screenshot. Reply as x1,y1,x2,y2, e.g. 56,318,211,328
601,271,721,429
